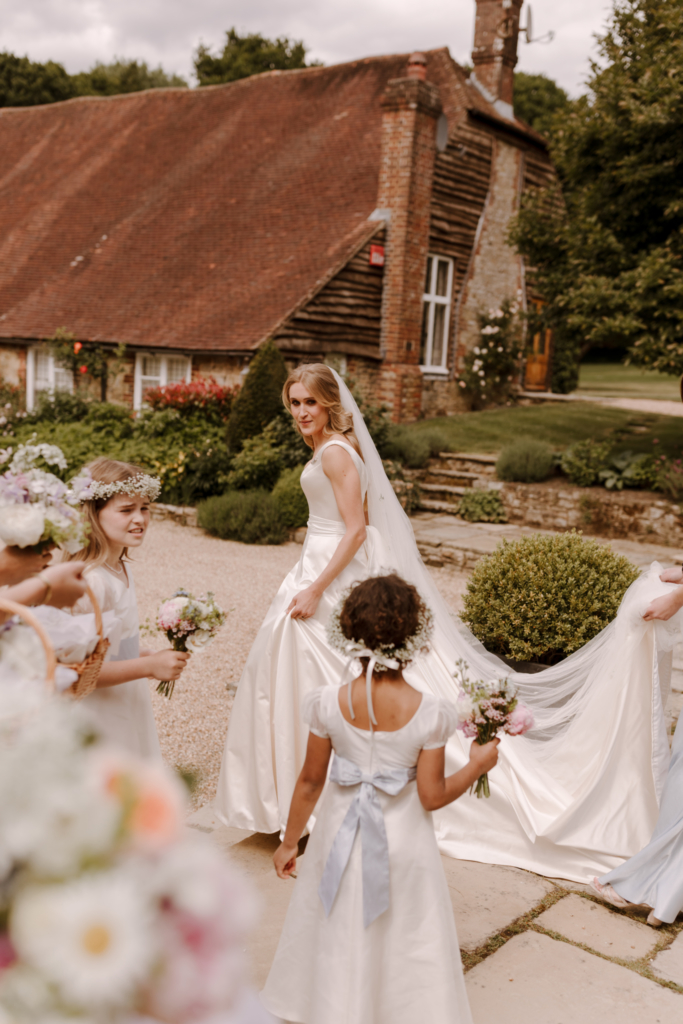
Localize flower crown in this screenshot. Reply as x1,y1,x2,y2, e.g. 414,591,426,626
71,472,161,503
326,585,434,671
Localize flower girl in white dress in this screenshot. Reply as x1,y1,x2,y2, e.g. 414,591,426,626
69,458,189,758
261,574,499,1024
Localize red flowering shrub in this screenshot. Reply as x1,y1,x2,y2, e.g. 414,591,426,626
144,378,239,422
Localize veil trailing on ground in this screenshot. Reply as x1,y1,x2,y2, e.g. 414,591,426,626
332,370,681,753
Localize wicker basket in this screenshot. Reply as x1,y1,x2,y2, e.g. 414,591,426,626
65,581,110,700
0,597,57,693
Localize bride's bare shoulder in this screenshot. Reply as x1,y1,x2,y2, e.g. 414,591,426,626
321,434,364,461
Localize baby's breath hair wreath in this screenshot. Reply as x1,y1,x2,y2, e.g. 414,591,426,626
73,473,161,503
327,583,434,671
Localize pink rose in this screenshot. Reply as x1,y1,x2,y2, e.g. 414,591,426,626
457,720,478,739
506,705,534,736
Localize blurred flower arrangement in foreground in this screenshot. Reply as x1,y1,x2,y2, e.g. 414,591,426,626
0,441,88,553
0,703,256,1023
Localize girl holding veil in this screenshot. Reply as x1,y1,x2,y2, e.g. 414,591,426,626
215,364,683,884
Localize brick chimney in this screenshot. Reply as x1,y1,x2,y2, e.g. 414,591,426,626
471,0,523,118
375,54,442,422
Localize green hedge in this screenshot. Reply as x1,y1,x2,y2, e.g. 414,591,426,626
272,466,308,528
197,490,288,545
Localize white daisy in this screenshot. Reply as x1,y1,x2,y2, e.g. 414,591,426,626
11,872,155,1009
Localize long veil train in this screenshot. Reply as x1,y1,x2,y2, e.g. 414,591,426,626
333,370,683,880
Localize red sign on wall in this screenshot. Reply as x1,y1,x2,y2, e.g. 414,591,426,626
369,244,385,267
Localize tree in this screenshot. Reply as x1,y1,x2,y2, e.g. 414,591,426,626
194,28,320,86
227,341,288,452
513,72,569,136
509,0,683,385
72,59,187,97
0,51,75,107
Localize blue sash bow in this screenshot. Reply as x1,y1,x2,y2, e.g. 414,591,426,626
318,753,417,928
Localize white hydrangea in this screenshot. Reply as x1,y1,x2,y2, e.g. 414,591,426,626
0,504,45,547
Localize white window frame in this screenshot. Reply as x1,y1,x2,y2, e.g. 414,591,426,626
420,255,454,374
26,346,74,412
133,352,192,410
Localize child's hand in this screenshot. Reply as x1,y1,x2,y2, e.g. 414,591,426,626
274,841,299,879
147,650,190,681
659,566,683,584
41,562,87,607
469,738,500,776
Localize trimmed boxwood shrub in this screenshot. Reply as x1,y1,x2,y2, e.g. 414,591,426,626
381,425,450,469
197,490,288,545
496,439,554,483
461,532,639,664
272,466,308,528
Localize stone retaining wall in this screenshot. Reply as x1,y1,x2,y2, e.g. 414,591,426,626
496,480,683,548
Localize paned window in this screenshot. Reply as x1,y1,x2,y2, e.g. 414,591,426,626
133,352,191,409
26,348,73,411
420,255,454,373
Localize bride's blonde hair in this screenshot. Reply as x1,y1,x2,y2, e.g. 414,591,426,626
282,364,362,457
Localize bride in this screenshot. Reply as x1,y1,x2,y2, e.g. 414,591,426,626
215,364,683,882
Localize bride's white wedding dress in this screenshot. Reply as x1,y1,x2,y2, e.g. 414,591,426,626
215,375,683,882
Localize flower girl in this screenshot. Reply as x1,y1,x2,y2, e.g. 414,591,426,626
261,574,499,1024
68,458,189,758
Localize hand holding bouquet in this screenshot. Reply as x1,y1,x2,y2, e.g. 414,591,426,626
156,589,227,697
454,659,534,798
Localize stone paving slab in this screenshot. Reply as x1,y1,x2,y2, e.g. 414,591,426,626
442,858,553,950
411,512,683,572
466,930,683,1023
535,893,658,960
652,933,683,986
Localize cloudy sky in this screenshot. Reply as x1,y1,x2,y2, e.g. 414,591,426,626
0,0,613,96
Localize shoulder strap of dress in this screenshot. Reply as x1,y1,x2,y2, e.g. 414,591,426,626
319,439,364,465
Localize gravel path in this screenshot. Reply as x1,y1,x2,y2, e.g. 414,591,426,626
133,519,470,809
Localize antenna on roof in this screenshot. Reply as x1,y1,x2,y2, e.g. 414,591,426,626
519,4,555,45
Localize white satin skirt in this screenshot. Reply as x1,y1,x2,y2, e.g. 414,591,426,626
215,516,387,834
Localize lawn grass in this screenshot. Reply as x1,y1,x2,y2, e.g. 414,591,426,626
408,403,682,458
577,362,681,401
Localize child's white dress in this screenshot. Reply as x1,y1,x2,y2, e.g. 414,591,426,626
261,687,473,1024
74,566,161,760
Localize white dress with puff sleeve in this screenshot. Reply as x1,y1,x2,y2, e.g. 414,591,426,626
261,687,473,1024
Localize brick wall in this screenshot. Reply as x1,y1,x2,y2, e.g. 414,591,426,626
375,71,442,423
472,0,523,105
192,354,244,389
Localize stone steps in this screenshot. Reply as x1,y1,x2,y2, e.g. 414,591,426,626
417,452,499,512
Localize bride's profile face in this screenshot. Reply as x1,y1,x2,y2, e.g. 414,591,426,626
288,382,329,439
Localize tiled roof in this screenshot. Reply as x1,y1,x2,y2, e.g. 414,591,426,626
0,49,540,353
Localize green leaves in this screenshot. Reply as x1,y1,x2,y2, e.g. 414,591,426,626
509,1,683,380
461,533,639,663
194,28,317,87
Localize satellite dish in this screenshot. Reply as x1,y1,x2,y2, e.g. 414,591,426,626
436,114,449,152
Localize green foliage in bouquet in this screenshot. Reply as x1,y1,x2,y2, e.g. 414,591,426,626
496,439,555,483
561,439,613,487
197,490,288,545
227,341,288,452
272,466,308,528
461,532,639,664
457,490,507,524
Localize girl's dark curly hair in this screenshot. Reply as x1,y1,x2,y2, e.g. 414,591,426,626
339,574,426,653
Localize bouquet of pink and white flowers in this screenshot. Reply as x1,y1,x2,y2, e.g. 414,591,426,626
0,440,89,553
156,589,227,697
454,659,534,798
0,702,257,1024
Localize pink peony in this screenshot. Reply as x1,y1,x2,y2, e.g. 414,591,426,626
506,705,534,736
